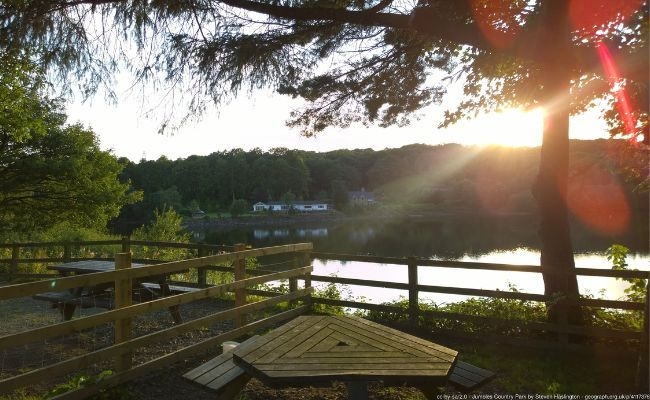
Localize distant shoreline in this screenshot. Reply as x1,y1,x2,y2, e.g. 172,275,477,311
182,209,535,230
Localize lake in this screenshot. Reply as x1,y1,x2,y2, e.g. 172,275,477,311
192,214,649,304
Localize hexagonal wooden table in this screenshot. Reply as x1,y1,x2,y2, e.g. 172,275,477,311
232,315,458,399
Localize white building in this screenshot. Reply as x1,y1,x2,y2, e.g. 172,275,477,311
252,201,329,213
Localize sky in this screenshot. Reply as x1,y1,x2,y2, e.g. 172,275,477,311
66,87,610,162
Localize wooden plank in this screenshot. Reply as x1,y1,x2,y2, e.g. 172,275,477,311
233,316,456,391
183,353,232,381
449,361,496,392
184,335,260,383
326,325,397,352
310,275,409,290
326,331,381,352
0,243,312,300
247,317,328,364
257,362,451,372
139,282,201,294
301,351,413,358
309,335,347,353
330,316,457,361
283,327,335,358
234,316,321,362
44,307,309,400
204,365,247,390
263,368,448,379
114,253,133,372
1,268,313,351
270,357,449,365
1,302,309,395
313,298,644,339
195,360,240,386
1,293,305,392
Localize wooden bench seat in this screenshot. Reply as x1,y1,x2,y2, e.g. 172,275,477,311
32,291,114,320
449,360,496,392
140,282,202,295
183,335,260,399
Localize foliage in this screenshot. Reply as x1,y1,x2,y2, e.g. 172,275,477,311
229,199,250,218
607,244,648,303
130,208,192,261
365,283,643,341
4,0,645,316
330,179,349,211
311,282,347,315
0,53,141,237
115,140,648,222
0,1,646,141
44,370,134,400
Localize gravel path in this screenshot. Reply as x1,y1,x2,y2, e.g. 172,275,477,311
2,295,470,399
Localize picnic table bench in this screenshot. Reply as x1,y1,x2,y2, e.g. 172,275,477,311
449,360,496,392
32,290,114,320
32,260,199,322
183,316,496,399
183,336,260,399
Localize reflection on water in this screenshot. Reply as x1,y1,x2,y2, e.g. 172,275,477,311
253,228,328,240
201,215,648,257
313,248,649,305
197,215,649,304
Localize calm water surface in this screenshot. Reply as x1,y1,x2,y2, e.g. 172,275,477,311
194,215,649,304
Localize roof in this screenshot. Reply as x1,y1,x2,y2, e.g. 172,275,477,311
258,201,328,206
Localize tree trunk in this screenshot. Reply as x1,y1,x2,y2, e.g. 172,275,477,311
532,0,584,326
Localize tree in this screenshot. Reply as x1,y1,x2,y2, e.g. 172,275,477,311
229,198,250,218
2,1,647,322
0,53,141,236
331,180,350,211
131,208,192,260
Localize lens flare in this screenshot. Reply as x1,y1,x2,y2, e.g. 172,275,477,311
597,42,638,137
567,165,631,234
569,0,644,35
470,0,523,49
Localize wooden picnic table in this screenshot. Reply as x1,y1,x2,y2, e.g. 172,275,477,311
231,315,458,399
36,260,188,323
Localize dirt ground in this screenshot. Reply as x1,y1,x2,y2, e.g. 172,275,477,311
125,361,472,400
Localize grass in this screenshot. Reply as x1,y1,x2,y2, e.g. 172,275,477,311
361,294,645,395
453,341,640,394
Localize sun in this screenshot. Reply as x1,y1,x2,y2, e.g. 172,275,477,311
446,108,545,147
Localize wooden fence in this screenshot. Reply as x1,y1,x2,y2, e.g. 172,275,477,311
0,238,233,285
0,242,314,399
1,240,648,396
309,252,650,351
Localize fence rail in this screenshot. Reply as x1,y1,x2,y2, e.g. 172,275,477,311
0,242,313,399
310,251,650,349
0,241,648,396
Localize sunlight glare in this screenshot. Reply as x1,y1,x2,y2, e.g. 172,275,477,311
452,108,544,147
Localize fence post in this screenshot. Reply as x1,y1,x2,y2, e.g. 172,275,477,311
197,245,207,287
234,243,246,328
114,252,133,372
636,272,649,392
63,243,71,263
407,257,419,327
303,250,313,309
121,236,130,253
558,270,571,347
289,253,299,308
10,244,19,276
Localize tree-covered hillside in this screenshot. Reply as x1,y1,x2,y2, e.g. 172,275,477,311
116,140,648,229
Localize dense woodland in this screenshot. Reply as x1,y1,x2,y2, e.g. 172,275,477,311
116,139,648,229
